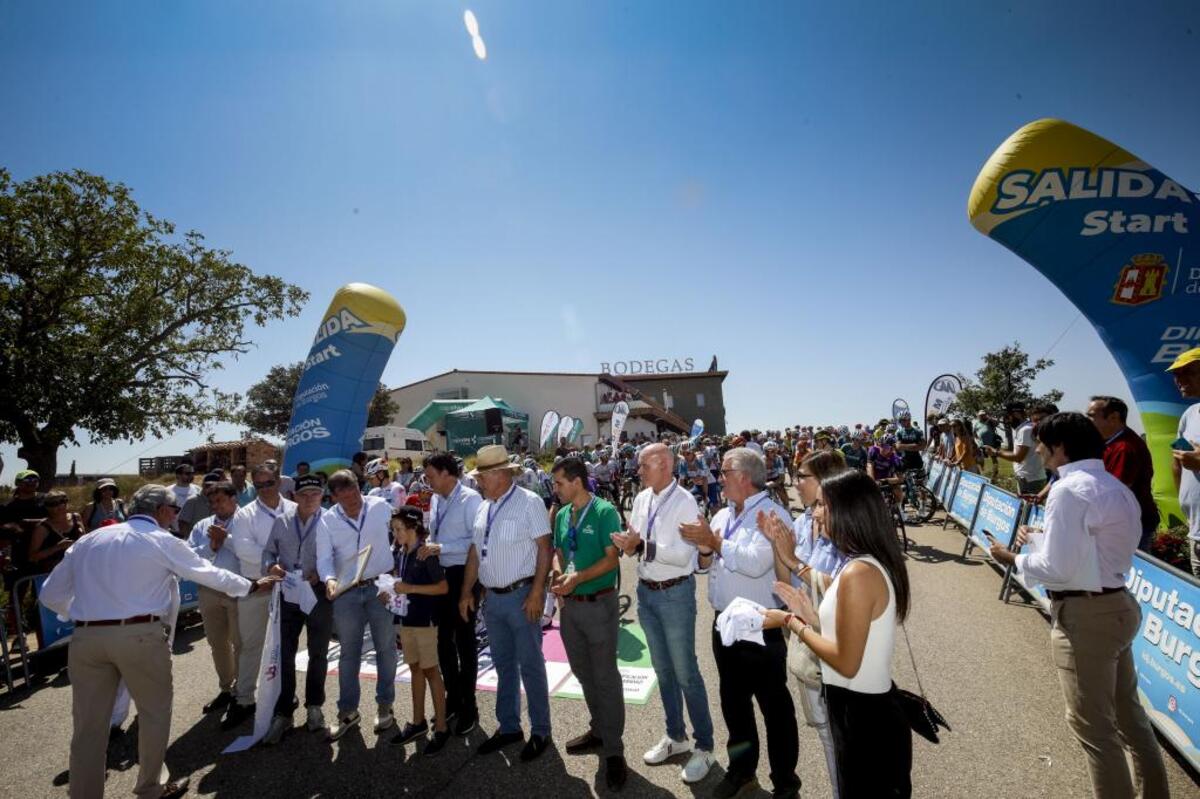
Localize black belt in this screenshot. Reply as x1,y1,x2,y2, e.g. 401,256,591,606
489,576,534,595
77,614,161,627
1047,586,1125,601
639,575,690,591
564,587,615,602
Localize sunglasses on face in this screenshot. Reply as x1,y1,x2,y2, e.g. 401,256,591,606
253,480,277,489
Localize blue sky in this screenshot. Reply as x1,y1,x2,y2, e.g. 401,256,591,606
2,1,1198,474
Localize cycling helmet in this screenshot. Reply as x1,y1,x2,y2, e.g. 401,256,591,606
898,411,912,420
523,458,537,469
765,440,779,450
881,435,897,447
365,459,387,477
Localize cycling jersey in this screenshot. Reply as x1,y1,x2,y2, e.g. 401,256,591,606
840,443,868,471
593,461,618,483
765,455,785,480
895,425,925,470
867,446,902,479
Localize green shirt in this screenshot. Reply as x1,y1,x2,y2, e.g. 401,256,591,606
553,495,620,595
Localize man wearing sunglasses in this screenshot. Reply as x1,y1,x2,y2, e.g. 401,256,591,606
223,463,296,730
2,468,46,525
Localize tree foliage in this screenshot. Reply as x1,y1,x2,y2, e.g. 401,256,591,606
0,168,308,479
950,342,1064,420
241,360,397,436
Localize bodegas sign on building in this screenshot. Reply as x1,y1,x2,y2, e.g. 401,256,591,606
601,358,696,376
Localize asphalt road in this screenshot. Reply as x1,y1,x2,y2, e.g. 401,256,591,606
3,500,1199,798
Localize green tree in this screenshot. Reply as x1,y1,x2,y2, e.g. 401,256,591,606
950,342,1064,438
0,168,308,482
241,360,396,436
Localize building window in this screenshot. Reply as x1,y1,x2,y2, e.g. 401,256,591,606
696,393,705,408
436,388,468,400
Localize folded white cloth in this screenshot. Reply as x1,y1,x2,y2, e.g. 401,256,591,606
716,596,766,646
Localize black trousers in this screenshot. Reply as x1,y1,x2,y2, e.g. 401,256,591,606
275,586,334,716
824,683,912,797
711,624,800,792
438,564,479,716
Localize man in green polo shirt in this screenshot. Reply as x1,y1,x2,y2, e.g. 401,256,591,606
550,456,627,791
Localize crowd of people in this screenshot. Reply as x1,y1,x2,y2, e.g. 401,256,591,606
2,345,1198,798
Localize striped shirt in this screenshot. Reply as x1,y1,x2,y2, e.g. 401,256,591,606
707,491,789,611
316,495,395,584
471,484,550,589
429,481,483,567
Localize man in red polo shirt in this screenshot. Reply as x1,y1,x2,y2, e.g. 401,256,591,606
1086,396,1159,550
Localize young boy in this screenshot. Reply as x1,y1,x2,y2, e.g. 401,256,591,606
387,506,451,755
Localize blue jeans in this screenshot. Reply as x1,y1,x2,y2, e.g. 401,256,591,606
332,583,397,714
637,575,714,750
482,583,551,737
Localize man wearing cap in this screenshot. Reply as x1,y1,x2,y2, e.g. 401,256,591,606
178,471,221,538
1168,347,1200,577
459,445,554,761
2,469,46,524
188,481,245,716
223,464,297,729
261,474,335,742
986,403,1047,495
40,483,279,799
317,468,399,739
168,464,200,536
421,452,484,736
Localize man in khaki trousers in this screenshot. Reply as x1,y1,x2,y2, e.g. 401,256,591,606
40,484,275,799
186,481,242,713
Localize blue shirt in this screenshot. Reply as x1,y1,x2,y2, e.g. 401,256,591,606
429,481,483,567
188,513,241,573
791,511,847,582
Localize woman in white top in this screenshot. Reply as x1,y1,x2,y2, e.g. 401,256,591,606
761,469,913,797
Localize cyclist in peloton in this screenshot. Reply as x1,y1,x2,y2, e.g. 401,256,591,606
840,429,869,471
867,434,904,503
764,440,789,507
894,412,925,474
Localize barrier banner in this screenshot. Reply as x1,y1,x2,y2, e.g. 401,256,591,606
556,415,574,445
940,466,960,509
179,580,200,612
33,574,73,648
539,410,560,449
948,471,989,528
610,401,629,446
1004,504,1051,610
969,118,1198,526
1126,553,1200,771
967,484,1022,557
924,374,962,424
926,460,945,494
281,284,406,476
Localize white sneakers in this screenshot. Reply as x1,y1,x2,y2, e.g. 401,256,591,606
643,735,692,764
681,749,717,783
643,736,716,784
374,704,396,733
305,706,325,732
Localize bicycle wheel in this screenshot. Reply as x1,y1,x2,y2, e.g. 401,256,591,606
893,506,909,552
902,484,936,524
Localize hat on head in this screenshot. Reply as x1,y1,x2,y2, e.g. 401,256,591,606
92,477,120,502
203,471,223,484
1166,347,1200,372
15,469,39,483
295,474,323,494
175,462,195,474
469,445,523,478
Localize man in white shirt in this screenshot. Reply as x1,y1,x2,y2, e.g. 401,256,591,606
41,484,276,799
168,463,200,536
223,464,296,729
1167,348,1200,576
317,468,398,740
611,443,716,785
986,402,1047,495
459,445,554,762
989,412,1167,798
421,453,484,736
681,447,801,799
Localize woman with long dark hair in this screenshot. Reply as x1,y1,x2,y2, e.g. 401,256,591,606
761,469,913,796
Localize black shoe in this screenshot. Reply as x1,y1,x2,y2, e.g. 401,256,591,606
161,776,191,799
519,734,551,762
713,772,758,799
477,730,523,754
454,710,478,737
565,731,603,754
391,720,429,746
424,730,451,757
770,785,800,799
605,756,628,791
220,702,255,731
203,691,234,714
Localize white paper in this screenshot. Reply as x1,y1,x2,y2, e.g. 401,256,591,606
282,570,317,615
223,583,282,754
331,545,373,598
374,573,408,616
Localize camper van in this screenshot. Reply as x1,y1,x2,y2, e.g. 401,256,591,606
360,426,433,465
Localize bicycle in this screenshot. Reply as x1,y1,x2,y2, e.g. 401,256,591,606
877,478,909,552
765,477,790,510
899,468,936,524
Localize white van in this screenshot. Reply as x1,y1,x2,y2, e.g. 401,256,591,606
361,426,433,465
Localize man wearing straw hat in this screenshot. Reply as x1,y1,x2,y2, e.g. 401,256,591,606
459,444,554,762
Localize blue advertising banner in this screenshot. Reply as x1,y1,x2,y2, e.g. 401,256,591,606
969,119,1198,527
1005,504,1051,610
1126,553,1200,771
968,484,1022,556
940,466,960,509
34,574,73,648
179,580,200,612
926,461,945,494
281,284,406,477
948,471,988,528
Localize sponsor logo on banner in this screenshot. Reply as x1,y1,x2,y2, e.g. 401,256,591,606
1111,254,1169,306
313,308,370,344
610,402,629,444
540,411,560,448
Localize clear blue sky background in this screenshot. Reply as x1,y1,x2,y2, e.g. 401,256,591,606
2,1,1198,474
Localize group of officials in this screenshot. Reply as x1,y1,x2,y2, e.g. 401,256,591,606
43,440,810,799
